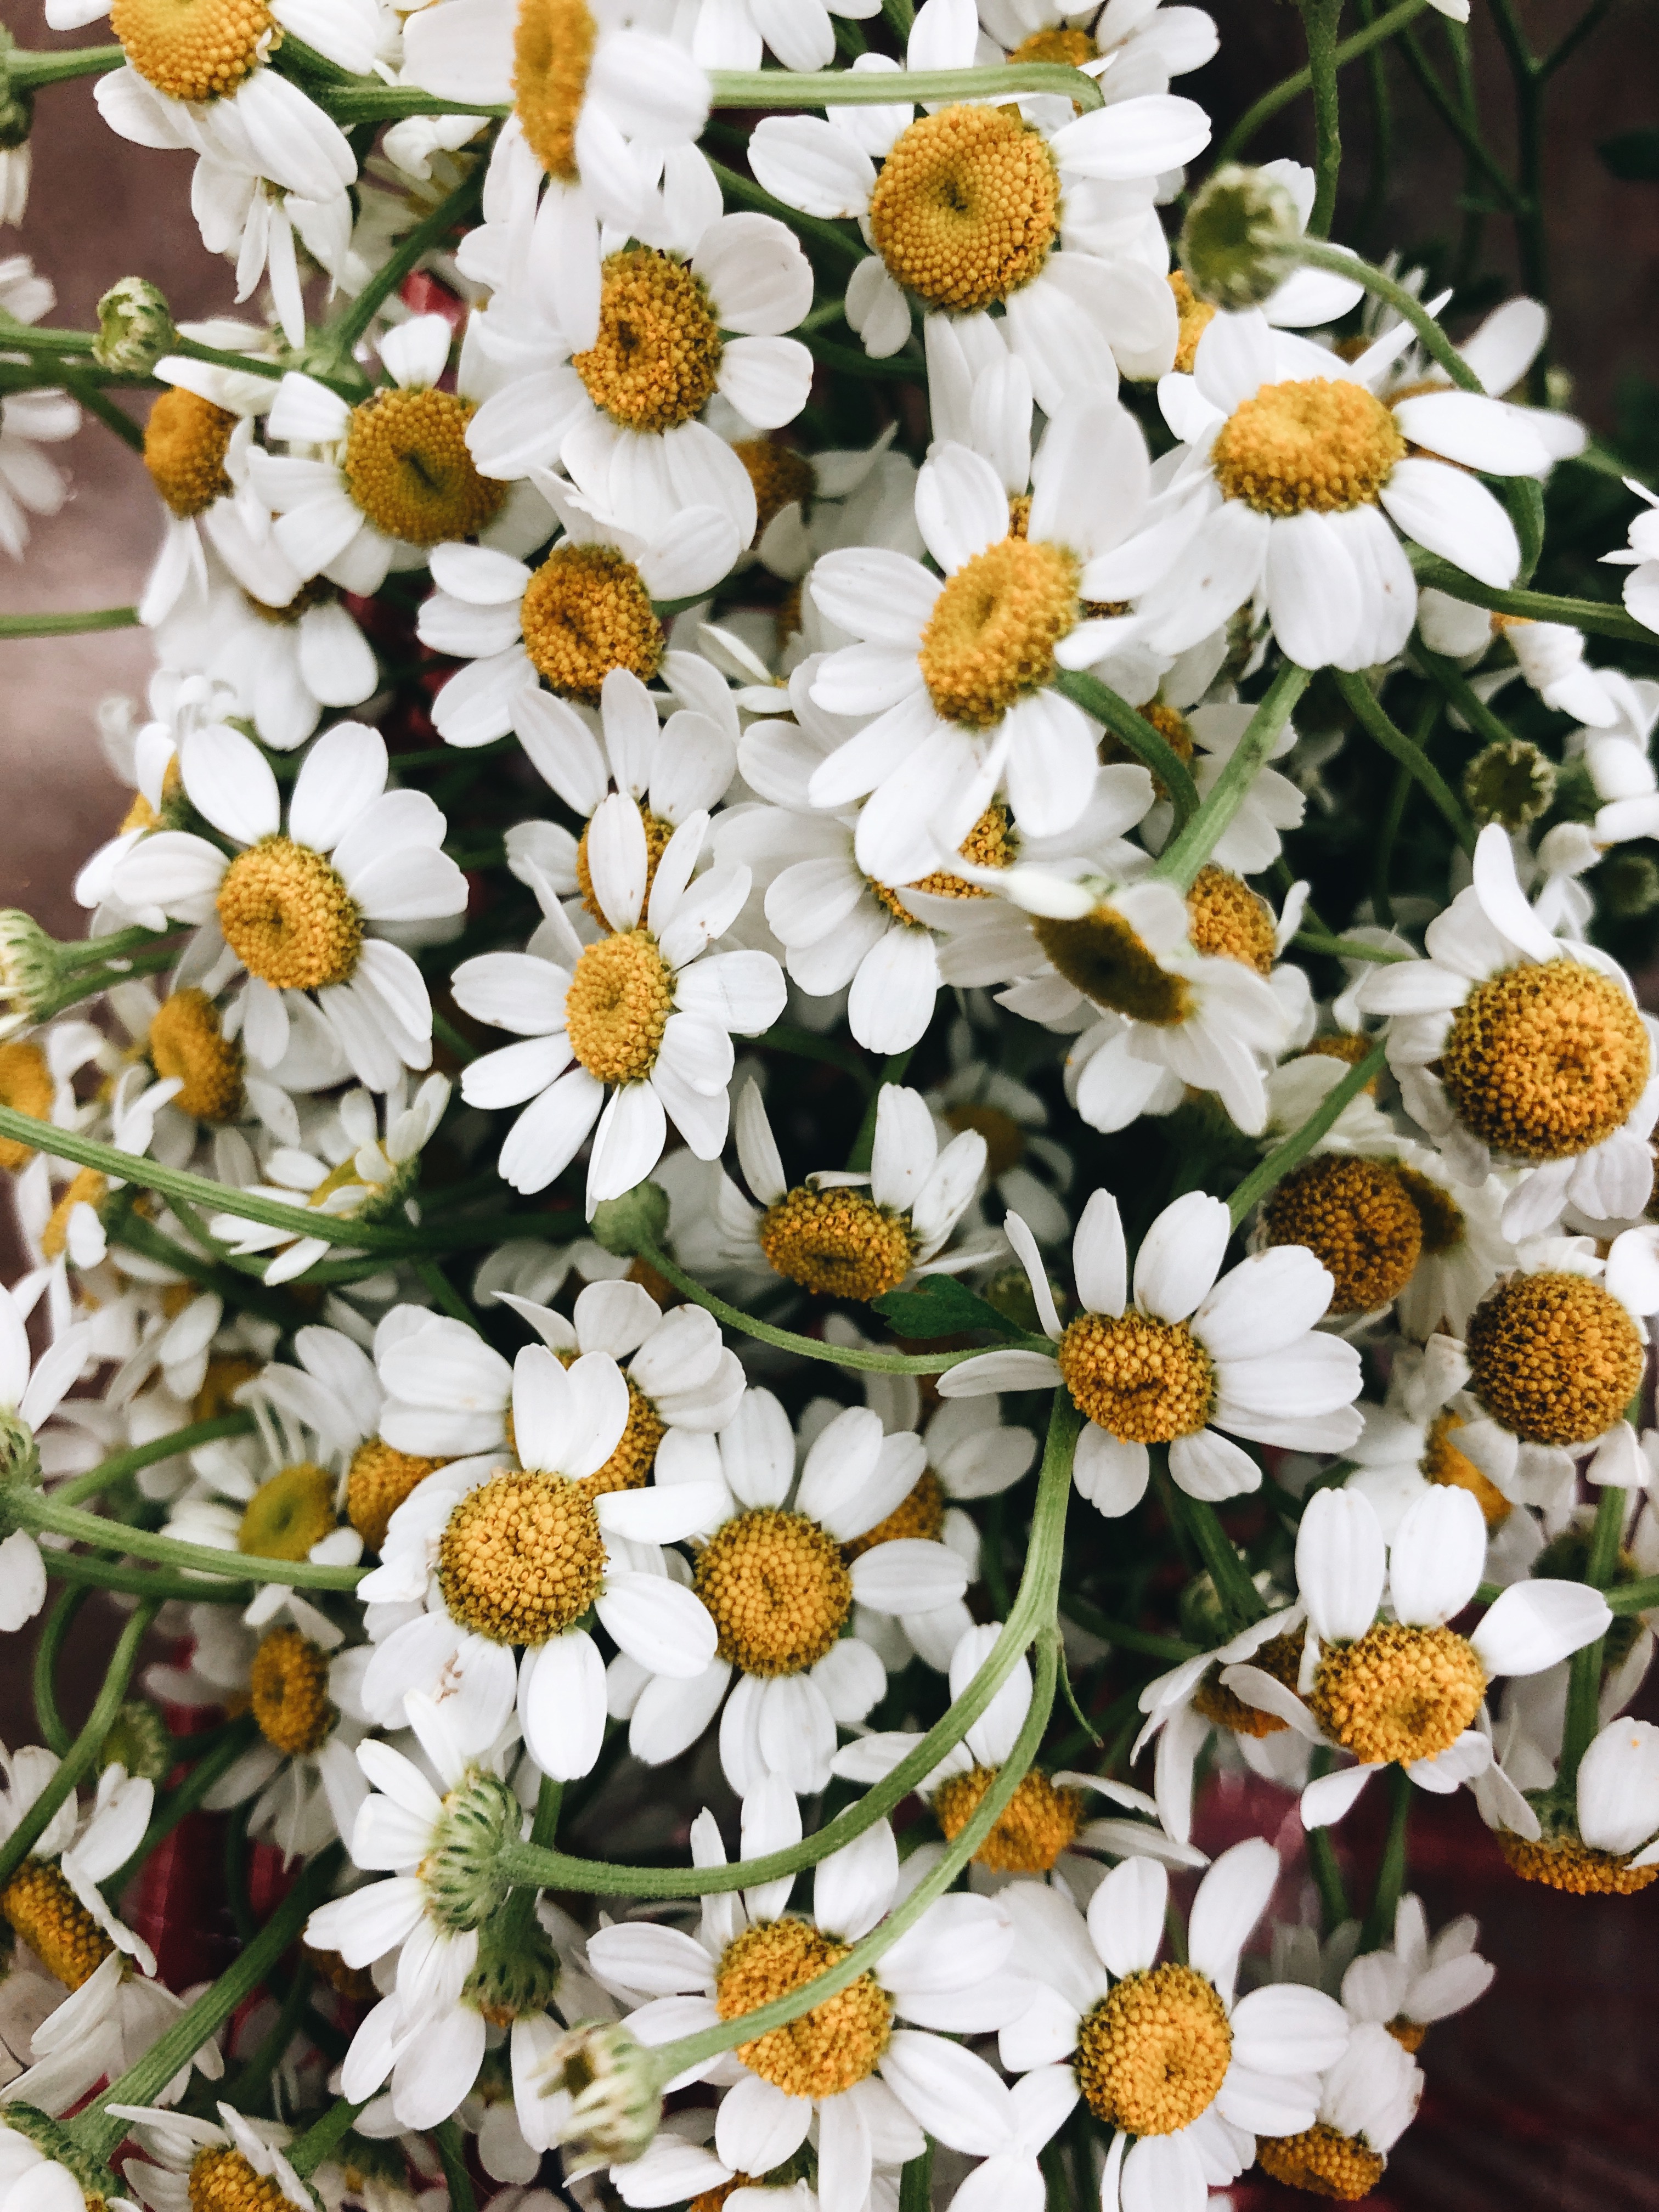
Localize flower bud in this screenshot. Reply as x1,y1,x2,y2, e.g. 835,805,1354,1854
99,1700,172,1783
0,911,59,1039
419,1767,521,1932
589,1180,670,1257
94,278,177,375
1462,738,1556,830
1179,163,1301,311
531,2021,663,2176
1600,851,1659,917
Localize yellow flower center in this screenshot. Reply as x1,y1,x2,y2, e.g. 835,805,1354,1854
1074,1964,1233,2134
1421,1409,1510,1528
941,1102,1025,1178
868,802,1018,921
580,1373,667,1497
249,1625,335,1757
1438,959,1650,1162
733,439,815,542
574,250,724,435
1058,1310,1215,1443
438,1470,607,1643
513,0,596,184
757,1186,915,1302
1,1860,115,1990
342,387,505,549
193,1353,260,1424
144,387,236,518
693,1508,853,1675
1309,1621,1486,1765
41,1170,108,1262
1306,1031,1380,1084
238,1462,337,1561
187,2148,290,2212
1169,270,1216,377
842,1468,946,1559
917,534,1080,727
1388,2017,1427,2052
1103,699,1195,801
715,1918,892,2097
148,987,244,1122
1497,1829,1659,1895
1007,24,1097,64
868,104,1061,313
217,836,363,992
110,0,274,103
1464,1271,1645,1446
1211,377,1406,516
1260,1154,1423,1314
520,544,665,704
1186,864,1276,975
1257,2126,1389,2201
575,807,676,929
0,1041,53,1173
1033,903,1194,1025
346,1438,449,1553
932,1765,1085,1872
1392,1164,1464,1255
562,929,674,1085
1191,1629,1306,1737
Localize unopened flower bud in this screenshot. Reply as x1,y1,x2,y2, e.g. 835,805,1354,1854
93,278,176,375
533,2021,663,2176
0,911,58,1038
99,1700,171,1782
1180,163,1302,311
0,1409,38,1489
589,1180,670,1258
1600,851,1659,917
418,1768,521,1932
1463,738,1556,830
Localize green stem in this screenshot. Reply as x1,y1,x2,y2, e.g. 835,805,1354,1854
1159,1472,1266,1633
1540,0,1622,76
32,1548,251,1602
1305,1753,1352,1931
1558,1483,1624,1787
764,1023,878,1096
0,608,139,637
1153,664,1311,891
1606,1575,1659,1615
0,1604,156,1890
1408,642,1526,755
899,2143,933,2212
1395,26,1524,210
1292,930,1407,963
1407,558,1654,646
57,1414,256,1507
1058,1594,1197,1664
432,2123,477,2212
847,1052,912,1172
1224,1040,1389,1227
1331,671,1476,853
1053,670,1201,826
1299,0,1346,236
288,2098,368,2180
414,1256,480,1332
1360,1765,1412,1949
58,373,144,454
326,169,484,357
6,43,123,88
8,1489,366,1591
1214,0,1429,161
32,1588,88,1756
707,62,1101,110
1293,241,1482,392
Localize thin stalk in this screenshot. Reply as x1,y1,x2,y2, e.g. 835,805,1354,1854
1299,0,1346,237
7,44,123,88
0,1604,156,1889
1407,559,1654,646
432,2123,477,2212
1214,0,1429,161
289,2098,368,2180
414,1257,480,1332
1558,1483,1624,1787
1606,1574,1659,1615
707,63,1102,110
32,1588,88,1756
0,608,139,637
1159,1473,1266,1633
1360,1766,1412,1949
58,373,144,453
1396,26,1523,210
1353,0,1393,249
32,1548,251,1602
1408,642,1527,754
898,2143,933,2212
1154,663,1311,890
57,1414,256,1507
1058,1594,1197,1664
1373,707,1431,928
1054,670,1201,825
1331,671,1475,853
1305,1756,1352,1931
326,169,484,357
9,1489,366,1592
1292,929,1407,963
1225,1041,1389,1227
1541,0,1621,76
847,1052,912,1172
1293,241,1482,391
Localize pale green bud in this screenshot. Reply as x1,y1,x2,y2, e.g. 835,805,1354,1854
590,1180,670,1257
533,2021,663,2176
1462,738,1556,830
1180,163,1302,311
94,279,177,376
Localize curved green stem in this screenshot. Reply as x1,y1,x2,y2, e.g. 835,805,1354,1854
289,2098,368,2181
7,1488,366,1591
1215,0,1429,161
1331,671,1476,853
1153,663,1311,892
5,43,122,88
32,1587,88,1756
1225,1040,1389,1227
1408,558,1652,647
326,168,483,357
1360,1765,1412,1950
1294,240,1482,392
1054,671,1202,826
57,1414,256,1508
1559,1483,1625,1787
1299,0,1346,237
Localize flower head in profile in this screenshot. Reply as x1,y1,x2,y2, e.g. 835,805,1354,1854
1485,1712,1659,1895
1255,2022,1423,2202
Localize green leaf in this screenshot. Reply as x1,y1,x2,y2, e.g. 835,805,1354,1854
1599,128,1659,182
871,1274,1024,1340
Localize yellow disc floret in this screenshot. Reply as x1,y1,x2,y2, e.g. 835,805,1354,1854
1308,1621,1486,1765
1007,24,1096,64
1058,1310,1215,1443
758,1186,915,1301
217,836,363,992
1211,377,1406,516
342,387,505,549
1393,1164,1465,1255
562,929,674,1085
0,1041,53,1172
1438,959,1650,1161
2,1859,116,1990
1421,1410,1510,1528
519,544,664,703
148,987,244,1122
1257,2125,1389,2200
1497,1829,1659,1895
576,808,676,929
239,1462,337,1561
694,1508,853,1675
1034,904,1194,1025
575,251,725,434
1260,1155,1423,1314
249,1626,335,1757
110,0,274,103
715,1918,892,2097
733,439,815,541
1192,1629,1305,1738
1464,1271,1645,1446
1074,1964,1233,2134
1186,864,1276,975
870,802,1018,920
932,1765,1085,1872
347,1439,449,1553
842,1468,946,1558
187,2147,291,2212
870,105,1061,313
942,1101,1025,1177
579,1374,665,1497
438,1471,607,1644
917,535,1080,727
143,387,236,518
194,1353,260,1425
513,0,597,183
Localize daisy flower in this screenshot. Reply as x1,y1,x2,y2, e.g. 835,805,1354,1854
2,1935,223,2120
749,0,1209,392
1131,1605,1313,1845
718,1080,990,1305
452,796,784,1211
113,2098,312,2212
1602,473,1659,636
1138,693,1306,875
357,1339,719,1768
0,1285,94,1632
589,1792,1026,2212
1339,1382,1539,1582
1133,307,1555,672
1357,824,1659,1239
804,399,1175,883
153,558,379,754
110,720,469,1095
0,2119,134,2212
1254,2022,1423,2200
251,315,550,597
616,1390,970,1795
997,1841,1352,2212
975,0,1218,107
1485,1712,1659,1894
1336,1893,1493,2051
943,1187,1363,1515
0,1748,158,1978
1228,1483,1610,1830
0,256,77,560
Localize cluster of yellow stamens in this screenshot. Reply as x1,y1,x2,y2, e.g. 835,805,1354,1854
1309,1621,1486,1765
1392,1164,1464,1256
1257,2125,1388,2200
343,388,505,548
41,1170,108,1262
693,1508,853,1675
715,1919,891,2097
248,1626,335,1757
574,251,725,433
1438,959,1650,1160
239,1462,337,1561
870,104,1060,311
1103,699,1195,801
917,535,1081,727
1168,270,1217,375
1058,1310,1215,1443
576,808,676,927
1192,1629,1305,1737
143,388,236,518
194,1353,261,1424
870,804,1018,922
562,930,674,1085
1464,1271,1645,1446
1260,1154,1424,1314
217,837,363,992
110,0,274,104
843,1469,946,1558
1186,865,1276,975
437,1471,607,1644
148,988,244,1123
758,1186,915,1301
346,1439,449,1553
1497,1830,1659,1895
519,544,665,703
1,1859,115,1990
186,2146,290,2212
733,439,815,541
1421,1410,1510,1528
932,1765,1085,1872
1074,1965,1233,2134
512,0,596,183
0,1041,53,1171
1212,377,1406,515
1034,903,1193,1026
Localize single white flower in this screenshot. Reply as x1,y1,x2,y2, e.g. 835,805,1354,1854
0,255,77,560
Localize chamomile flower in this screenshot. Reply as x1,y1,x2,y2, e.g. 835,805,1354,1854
0,1750,157,1977
0,1285,94,1633
110,720,469,1095
1132,1607,1313,1846
614,1391,970,1795
0,257,77,561
2,1938,223,2118
944,1188,1363,1514
976,0,1218,104
113,2096,313,2212
454,797,783,1210
1336,1894,1493,2051
138,346,294,627
1602,474,1659,636
1486,1712,1659,1894
151,559,380,753
1254,2022,1422,2200
1357,823,1659,1239
1227,1484,1610,1830
997,1842,1352,2212
718,1080,990,1303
